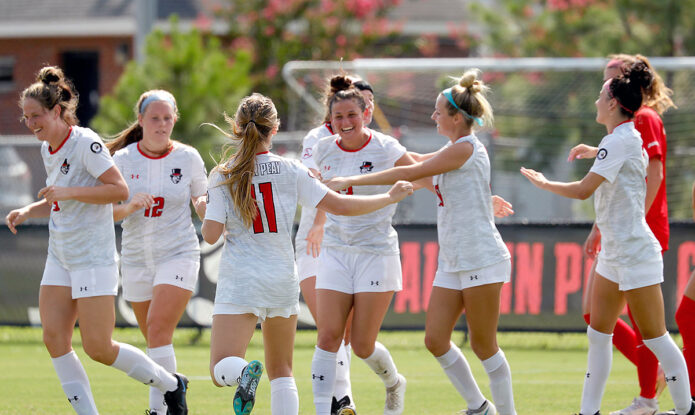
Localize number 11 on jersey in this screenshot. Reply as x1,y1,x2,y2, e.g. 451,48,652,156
251,182,277,234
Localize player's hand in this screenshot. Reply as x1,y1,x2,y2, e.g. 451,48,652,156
306,223,324,258
193,195,207,220
324,177,350,192
583,226,601,259
128,192,155,214
568,144,599,161
38,185,71,206
5,207,29,235
492,195,514,218
309,168,323,182
520,167,548,189
388,180,414,203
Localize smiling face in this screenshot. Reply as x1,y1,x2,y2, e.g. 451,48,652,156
330,97,366,142
138,100,176,150
431,94,460,139
21,98,63,142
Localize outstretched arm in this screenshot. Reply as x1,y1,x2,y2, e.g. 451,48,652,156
520,167,605,200
317,181,414,216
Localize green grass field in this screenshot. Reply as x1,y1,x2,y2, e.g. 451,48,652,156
0,327,680,414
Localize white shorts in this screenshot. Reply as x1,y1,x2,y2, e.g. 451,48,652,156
316,247,402,294
212,302,300,323
434,259,511,291
296,251,319,282
596,256,663,291
41,255,119,299
120,257,199,302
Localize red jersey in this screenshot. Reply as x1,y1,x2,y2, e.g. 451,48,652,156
634,106,669,251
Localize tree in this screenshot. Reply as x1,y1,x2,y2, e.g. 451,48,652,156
91,17,252,168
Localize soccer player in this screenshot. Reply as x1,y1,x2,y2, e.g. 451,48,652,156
521,61,694,415
6,66,189,415
581,54,677,415
107,90,207,415
296,76,375,415
201,93,413,415
324,69,517,415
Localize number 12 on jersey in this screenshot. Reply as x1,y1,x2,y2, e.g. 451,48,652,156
251,182,277,234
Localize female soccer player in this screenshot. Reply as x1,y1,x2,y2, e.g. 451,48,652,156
6,66,188,415
324,69,516,415
581,54,677,415
201,93,413,415
296,76,375,415
521,61,694,415
107,90,207,415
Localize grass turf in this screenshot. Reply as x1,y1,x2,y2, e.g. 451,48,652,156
0,327,680,414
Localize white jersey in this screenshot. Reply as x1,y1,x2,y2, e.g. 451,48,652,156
313,130,406,255
295,123,334,256
113,141,207,267
433,135,510,272
41,126,118,270
206,152,329,307
590,121,661,266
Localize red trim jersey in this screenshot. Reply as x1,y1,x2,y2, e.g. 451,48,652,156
634,106,669,251
206,153,329,307
40,126,118,270
113,142,207,267
313,130,406,255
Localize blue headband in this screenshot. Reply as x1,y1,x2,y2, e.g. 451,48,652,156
140,92,177,114
442,87,483,126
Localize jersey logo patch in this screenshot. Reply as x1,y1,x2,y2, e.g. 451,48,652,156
90,142,102,154
170,168,182,184
597,148,608,160
60,158,70,174
302,148,313,159
360,161,373,173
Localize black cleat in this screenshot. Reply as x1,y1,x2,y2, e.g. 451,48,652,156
163,373,189,415
233,360,263,415
331,395,356,415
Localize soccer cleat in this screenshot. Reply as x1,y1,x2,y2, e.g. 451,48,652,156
383,374,406,415
233,360,263,415
609,396,658,415
461,400,497,415
163,373,189,415
332,395,357,415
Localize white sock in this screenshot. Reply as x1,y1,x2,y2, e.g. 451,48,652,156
643,333,692,414
213,356,248,387
52,351,99,415
271,377,299,415
435,342,486,410
362,341,399,388
312,347,337,415
334,342,353,403
111,342,177,393
580,327,612,415
482,349,516,415
147,344,176,413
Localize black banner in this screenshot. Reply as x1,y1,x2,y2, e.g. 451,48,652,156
1,223,693,331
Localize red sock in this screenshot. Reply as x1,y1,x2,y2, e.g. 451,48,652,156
628,306,658,399
585,312,638,365
675,295,695,397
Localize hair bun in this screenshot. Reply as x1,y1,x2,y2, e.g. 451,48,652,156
37,66,63,85
627,61,653,91
330,75,353,94
459,69,483,93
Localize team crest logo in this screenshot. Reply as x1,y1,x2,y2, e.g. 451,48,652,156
90,142,102,153
60,158,70,175
170,168,183,184
360,161,373,173
597,148,608,160
302,148,312,159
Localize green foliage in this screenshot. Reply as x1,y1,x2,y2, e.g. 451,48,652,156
91,17,252,168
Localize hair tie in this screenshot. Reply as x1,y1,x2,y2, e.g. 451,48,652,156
140,92,177,114
442,88,483,126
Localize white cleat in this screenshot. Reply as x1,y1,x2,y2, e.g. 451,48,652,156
609,397,658,415
460,400,497,415
383,374,406,415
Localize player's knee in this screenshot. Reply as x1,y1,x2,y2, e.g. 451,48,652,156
424,333,449,357
145,318,173,346
42,328,72,356
265,362,292,380
469,336,497,360
316,330,343,352
350,339,376,359
82,339,114,364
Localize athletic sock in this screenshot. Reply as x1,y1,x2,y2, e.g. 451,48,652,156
628,307,658,399
361,341,399,388
435,342,486,410
334,342,353,403
580,326,613,415
312,346,337,415
213,356,248,387
111,342,177,393
643,333,692,414
481,348,517,415
52,351,99,415
676,295,695,397
147,344,176,413
270,377,299,415
585,312,638,365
